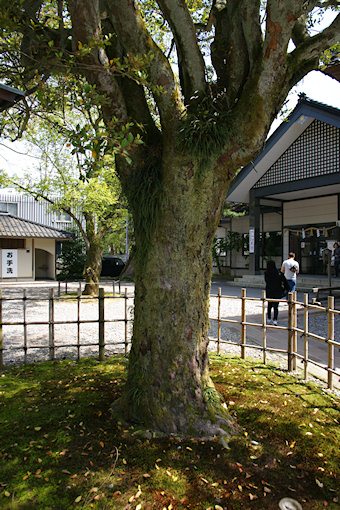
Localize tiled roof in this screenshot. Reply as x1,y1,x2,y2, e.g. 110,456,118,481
0,213,74,239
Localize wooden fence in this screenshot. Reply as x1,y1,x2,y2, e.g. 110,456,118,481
0,285,339,390
0,286,132,366
209,288,340,391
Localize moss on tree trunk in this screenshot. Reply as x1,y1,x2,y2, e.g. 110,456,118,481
117,153,237,440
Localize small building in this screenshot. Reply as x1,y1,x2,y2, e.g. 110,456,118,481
0,213,74,281
223,96,340,276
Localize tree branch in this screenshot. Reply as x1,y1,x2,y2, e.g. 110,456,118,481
67,0,128,127
102,0,184,127
156,0,207,102
289,11,340,76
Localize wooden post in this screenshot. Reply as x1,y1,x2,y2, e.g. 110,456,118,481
23,289,27,364
49,288,55,361
303,293,309,380
113,281,115,296
0,289,3,367
262,290,267,364
217,288,221,355
99,288,105,361
241,288,246,359
124,288,128,355
288,292,294,372
292,291,297,371
327,295,335,390
58,281,61,297
77,286,81,360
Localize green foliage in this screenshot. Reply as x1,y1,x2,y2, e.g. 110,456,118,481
126,160,163,262
57,231,86,280
212,231,243,273
180,93,233,177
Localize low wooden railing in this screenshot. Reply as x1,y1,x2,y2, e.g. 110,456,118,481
209,289,340,390
0,286,339,390
0,287,132,366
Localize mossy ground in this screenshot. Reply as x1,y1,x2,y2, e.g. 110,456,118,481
0,355,338,509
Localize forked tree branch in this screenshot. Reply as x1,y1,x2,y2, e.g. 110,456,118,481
157,0,207,102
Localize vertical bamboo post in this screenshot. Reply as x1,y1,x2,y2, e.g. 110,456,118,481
303,293,309,380
288,292,294,372
23,289,27,364
262,290,267,365
99,288,105,361
292,291,297,370
49,288,55,361
0,290,3,367
217,288,221,355
77,286,81,360
327,295,335,390
124,288,128,355
241,288,246,359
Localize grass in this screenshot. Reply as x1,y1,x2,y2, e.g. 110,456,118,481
0,355,339,509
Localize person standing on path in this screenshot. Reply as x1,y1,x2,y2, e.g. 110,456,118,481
281,252,299,297
333,242,340,277
265,260,284,325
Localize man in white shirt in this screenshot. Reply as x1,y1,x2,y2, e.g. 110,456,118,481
281,252,299,297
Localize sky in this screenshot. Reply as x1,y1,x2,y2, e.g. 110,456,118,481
1,67,340,177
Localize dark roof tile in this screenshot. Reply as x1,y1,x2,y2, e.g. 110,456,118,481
0,214,74,239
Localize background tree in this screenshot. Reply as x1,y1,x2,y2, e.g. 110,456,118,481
1,0,340,439
56,228,86,280
0,80,130,295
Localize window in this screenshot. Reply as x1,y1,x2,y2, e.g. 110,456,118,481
261,232,282,257
0,202,18,215
56,211,72,222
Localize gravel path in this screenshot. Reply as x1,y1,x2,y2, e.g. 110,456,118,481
1,282,339,393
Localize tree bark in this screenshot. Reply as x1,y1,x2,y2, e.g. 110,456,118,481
83,215,103,296
116,148,237,439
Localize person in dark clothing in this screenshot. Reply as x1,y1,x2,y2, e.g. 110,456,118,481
333,243,340,277
264,260,284,326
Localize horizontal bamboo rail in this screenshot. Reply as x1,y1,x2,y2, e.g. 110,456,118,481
0,285,339,391
209,288,340,391
0,287,132,366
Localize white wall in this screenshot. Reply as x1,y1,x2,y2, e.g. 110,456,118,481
284,196,337,226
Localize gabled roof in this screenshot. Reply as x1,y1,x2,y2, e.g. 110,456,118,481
0,84,25,112
0,213,74,239
227,97,340,204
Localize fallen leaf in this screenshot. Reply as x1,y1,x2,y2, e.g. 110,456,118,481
74,496,82,503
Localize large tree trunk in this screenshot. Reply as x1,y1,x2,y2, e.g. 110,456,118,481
117,150,237,439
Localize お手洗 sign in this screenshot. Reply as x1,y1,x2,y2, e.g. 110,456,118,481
2,249,18,278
